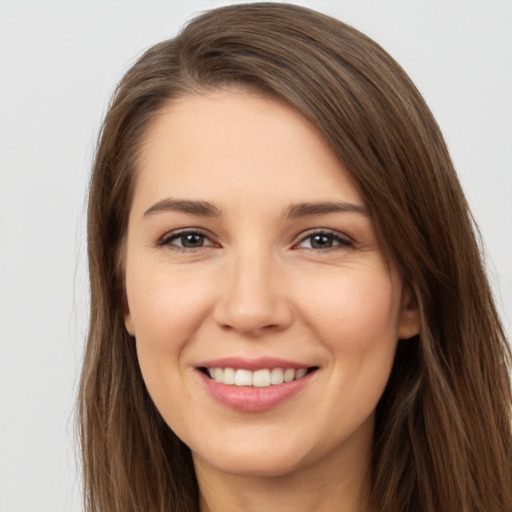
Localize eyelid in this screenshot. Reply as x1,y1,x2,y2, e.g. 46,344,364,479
155,227,354,251
293,228,354,250
157,228,219,249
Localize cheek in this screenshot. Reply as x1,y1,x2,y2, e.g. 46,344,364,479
297,267,401,351
340,276,399,385
297,270,400,436
125,261,223,426
299,267,400,409
125,261,215,352
126,265,214,425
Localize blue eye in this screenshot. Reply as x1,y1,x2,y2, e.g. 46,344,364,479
297,231,353,250
159,230,214,249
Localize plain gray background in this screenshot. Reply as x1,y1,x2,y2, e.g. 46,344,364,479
1,1,511,510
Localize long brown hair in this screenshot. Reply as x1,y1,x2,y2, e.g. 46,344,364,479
79,3,512,511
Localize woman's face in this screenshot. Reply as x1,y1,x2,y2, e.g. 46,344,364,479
124,90,420,479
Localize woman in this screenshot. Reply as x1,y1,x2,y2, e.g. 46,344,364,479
79,3,512,511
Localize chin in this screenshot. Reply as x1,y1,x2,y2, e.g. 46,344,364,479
193,443,309,479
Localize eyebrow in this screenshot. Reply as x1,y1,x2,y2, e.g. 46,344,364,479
285,201,368,218
144,199,222,217
143,198,368,219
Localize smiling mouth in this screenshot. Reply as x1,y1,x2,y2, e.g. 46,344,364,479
200,367,318,387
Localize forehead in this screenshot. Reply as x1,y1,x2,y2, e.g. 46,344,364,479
133,90,363,213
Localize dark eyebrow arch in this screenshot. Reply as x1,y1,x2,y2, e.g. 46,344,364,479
144,199,222,217
285,202,368,218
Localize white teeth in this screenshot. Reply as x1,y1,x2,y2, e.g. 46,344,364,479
253,369,271,387
223,367,235,385
270,368,284,385
234,369,253,386
283,368,296,382
295,368,307,379
214,368,223,382
206,366,311,387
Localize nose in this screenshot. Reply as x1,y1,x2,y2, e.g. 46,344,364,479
213,248,293,336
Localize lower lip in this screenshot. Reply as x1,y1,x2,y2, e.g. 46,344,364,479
199,370,314,412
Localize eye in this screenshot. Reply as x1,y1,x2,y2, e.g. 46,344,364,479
158,230,216,250
296,230,353,250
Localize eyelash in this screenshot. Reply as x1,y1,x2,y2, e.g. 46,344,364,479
157,228,354,253
157,229,217,252
294,230,354,251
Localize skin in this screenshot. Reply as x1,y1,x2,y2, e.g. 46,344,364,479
123,89,420,512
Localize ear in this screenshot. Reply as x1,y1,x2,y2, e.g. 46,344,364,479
123,292,135,336
397,285,421,340
124,311,135,336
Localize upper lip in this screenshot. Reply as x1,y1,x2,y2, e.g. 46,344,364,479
196,357,316,371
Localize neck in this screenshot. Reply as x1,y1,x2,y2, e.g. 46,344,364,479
194,433,373,512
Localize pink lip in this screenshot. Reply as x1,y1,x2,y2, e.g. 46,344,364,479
197,356,311,371
196,358,317,412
